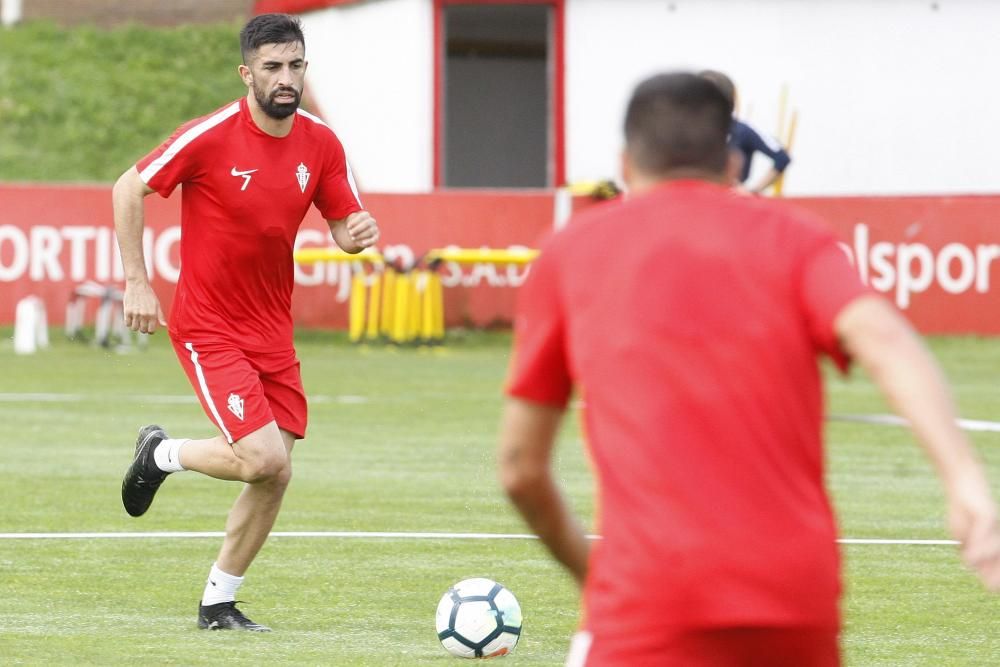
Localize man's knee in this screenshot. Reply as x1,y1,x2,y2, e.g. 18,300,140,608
234,427,292,484
243,450,291,485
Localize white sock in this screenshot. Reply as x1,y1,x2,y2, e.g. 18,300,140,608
201,563,244,606
152,438,189,473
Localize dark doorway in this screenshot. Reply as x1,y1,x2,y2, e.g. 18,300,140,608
442,3,551,188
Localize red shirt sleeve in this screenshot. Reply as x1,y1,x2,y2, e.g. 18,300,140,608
135,120,205,198
798,236,871,371
505,248,573,407
314,131,363,221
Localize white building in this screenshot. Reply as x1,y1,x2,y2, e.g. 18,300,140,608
281,0,1000,196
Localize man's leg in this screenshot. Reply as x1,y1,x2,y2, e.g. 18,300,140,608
121,422,287,516
191,424,296,576
126,339,308,630
168,422,296,631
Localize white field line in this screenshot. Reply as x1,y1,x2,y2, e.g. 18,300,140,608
0,531,536,540
838,538,958,545
0,393,995,433
0,393,987,548
0,393,367,405
0,531,959,545
829,413,1000,433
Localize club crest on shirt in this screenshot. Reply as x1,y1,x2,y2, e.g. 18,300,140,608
227,393,245,421
296,163,311,193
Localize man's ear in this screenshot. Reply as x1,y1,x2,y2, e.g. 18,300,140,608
620,148,633,191
725,149,744,186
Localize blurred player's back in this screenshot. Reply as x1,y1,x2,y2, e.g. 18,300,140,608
529,180,856,636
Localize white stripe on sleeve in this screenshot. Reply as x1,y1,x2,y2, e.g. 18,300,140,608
296,107,327,127
297,108,363,208
139,102,241,185
345,161,361,206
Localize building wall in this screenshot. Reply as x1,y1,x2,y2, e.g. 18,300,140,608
301,0,434,193
566,0,999,196
299,0,1000,196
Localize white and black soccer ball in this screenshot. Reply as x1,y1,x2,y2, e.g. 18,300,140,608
435,578,522,659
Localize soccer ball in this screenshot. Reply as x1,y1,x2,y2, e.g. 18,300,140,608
435,578,523,659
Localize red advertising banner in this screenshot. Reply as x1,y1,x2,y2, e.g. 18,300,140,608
0,184,997,334
793,196,1000,334
0,184,553,331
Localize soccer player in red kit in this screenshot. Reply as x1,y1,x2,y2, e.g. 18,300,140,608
113,14,379,631
499,72,1000,665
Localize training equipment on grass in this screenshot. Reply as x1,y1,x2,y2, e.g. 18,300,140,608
64,281,148,350
293,246,538,346
435,577,522,659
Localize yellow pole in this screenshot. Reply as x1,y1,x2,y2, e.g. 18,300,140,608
348,271,366,343
776,83,788,141
425,248,538,265
364,270,381,341
772,109,798,197
785,109,799,151
769,84,789,197
380,269,396,338
428,271,445,343
408,272,423,343
421,271,436,343
391,273,411,344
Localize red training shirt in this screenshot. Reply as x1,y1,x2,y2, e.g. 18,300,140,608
507,180,869,639
136,97,363,350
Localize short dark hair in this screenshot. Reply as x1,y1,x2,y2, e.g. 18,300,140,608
624,72,732,176
698,70,736,112
240,13,305,63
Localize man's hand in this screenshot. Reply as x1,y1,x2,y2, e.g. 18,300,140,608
946,472,1000,591
498,398,590,585
837,295,1000,593
123,281,166,334
342,211,380,252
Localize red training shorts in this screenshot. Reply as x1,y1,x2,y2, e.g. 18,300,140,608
171,338,307,443
567,626,840,667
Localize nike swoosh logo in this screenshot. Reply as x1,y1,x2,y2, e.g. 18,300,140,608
210,580,217,587
231,168,259,177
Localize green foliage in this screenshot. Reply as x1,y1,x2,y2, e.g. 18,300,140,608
0,331,997,664
0,21,245,182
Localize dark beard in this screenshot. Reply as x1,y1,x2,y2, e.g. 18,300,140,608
254,85,301,120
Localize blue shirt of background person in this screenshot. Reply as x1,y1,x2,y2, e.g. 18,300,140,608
729,118,791,186
699,69,792,194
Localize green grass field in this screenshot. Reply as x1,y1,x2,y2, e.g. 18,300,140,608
0,21,251,183
0,330,998,665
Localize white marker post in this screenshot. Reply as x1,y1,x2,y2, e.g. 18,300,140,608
1,0,23,27
13,296,49,355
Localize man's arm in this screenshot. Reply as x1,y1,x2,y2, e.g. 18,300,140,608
112,166,165,334
748,166,784,195
836,295,1000,591
498,397,591,585
744,122,790,194
327,211,380,254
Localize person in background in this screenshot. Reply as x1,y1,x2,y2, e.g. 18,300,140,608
498,71,1000,666
701,69,791,194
